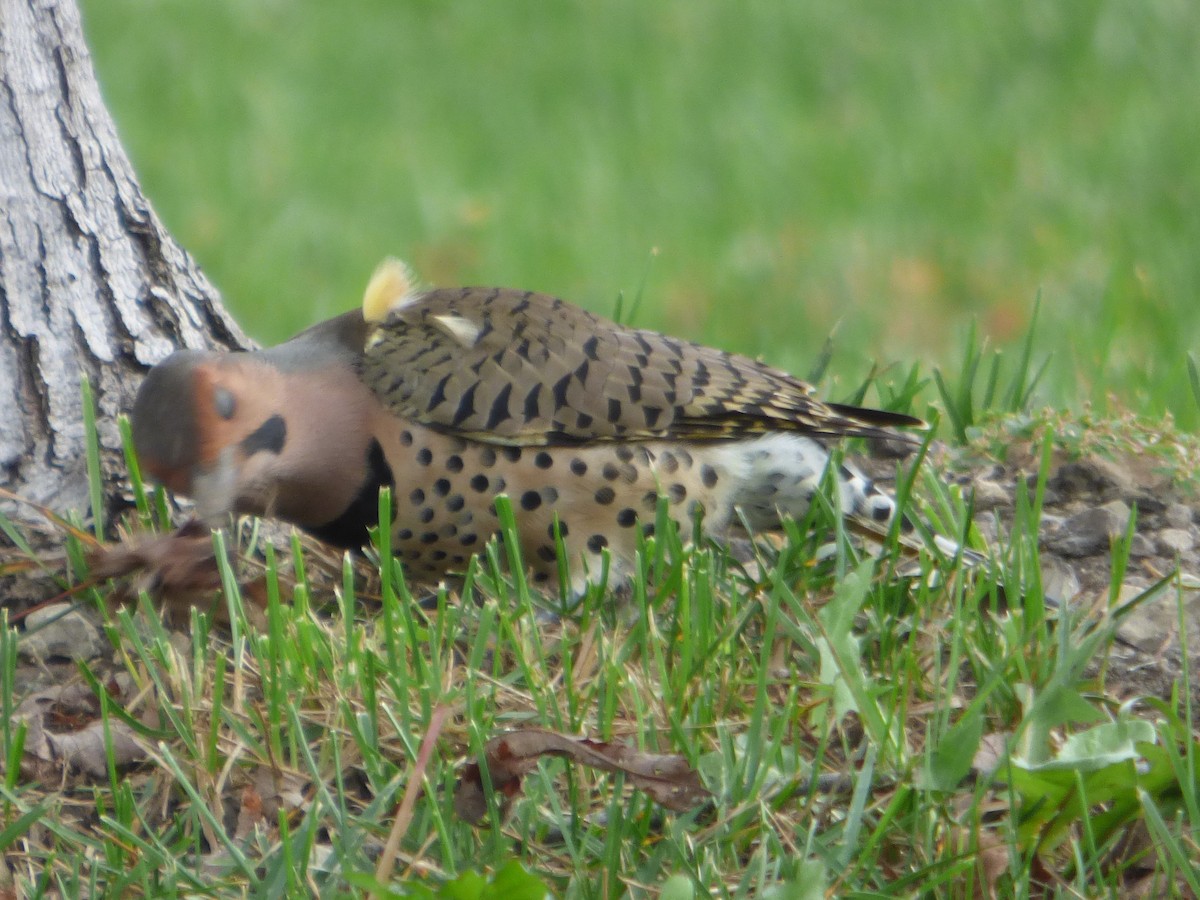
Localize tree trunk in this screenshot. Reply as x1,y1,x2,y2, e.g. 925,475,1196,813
0,0,249,527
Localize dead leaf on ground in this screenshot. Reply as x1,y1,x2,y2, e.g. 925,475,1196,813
454,727,711,824
88,520,267,626
16,679,147,779
233,765,310,841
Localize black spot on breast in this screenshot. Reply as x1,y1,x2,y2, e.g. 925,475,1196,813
570,458,587,476
470,474,489,492
410,488,425,505
400,430,413,446
418,507,435,524
701,464,718,488
616,445,633,462
241,415,287,456
536,545,557,562
659,453,678,474
602,463,620,481
587,534,608,553
502,446,522,463
433,478,451,496
521,491,543,511
668,483,686,504
595,486,615,505
535,451,553,469
447,494,465,512
616,508,637,527
479,447,497,467
446,455,464,472
416,448,433,466
306,439,394,549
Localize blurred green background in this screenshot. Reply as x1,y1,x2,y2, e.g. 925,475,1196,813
80,1,1200,423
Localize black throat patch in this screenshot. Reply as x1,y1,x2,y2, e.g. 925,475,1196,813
306,439,396,549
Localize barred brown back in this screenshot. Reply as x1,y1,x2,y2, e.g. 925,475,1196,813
361,287,920,447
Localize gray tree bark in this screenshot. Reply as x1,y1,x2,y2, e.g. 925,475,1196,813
0,0,249,526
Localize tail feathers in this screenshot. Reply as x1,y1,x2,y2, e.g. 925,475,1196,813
846,513,987,570
824,401,925,438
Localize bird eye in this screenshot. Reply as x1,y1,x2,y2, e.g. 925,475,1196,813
214,387,236,420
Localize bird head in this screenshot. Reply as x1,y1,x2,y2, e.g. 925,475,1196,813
132,350,296,522
131,311,382,532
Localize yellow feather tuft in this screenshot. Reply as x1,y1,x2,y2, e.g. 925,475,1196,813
362,257,418,323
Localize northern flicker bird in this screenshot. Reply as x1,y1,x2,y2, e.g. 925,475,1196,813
131,260,933,594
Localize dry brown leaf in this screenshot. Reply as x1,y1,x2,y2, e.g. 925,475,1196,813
454,726,711,824
88,520,267,626
16,680,146,779
235,783,264,842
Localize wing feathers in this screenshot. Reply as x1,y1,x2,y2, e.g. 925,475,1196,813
360,285,922,446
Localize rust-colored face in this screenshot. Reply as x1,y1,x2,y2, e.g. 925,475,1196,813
132,346,381,529
132,351,291,520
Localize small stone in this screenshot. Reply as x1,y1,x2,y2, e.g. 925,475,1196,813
1158,528,1194,555
1165,503,1194,530
1043,503,1128,557
1100,500,1132,535
1047,456,1136,500
1128,533,1157,559
971,478,1011,512
18,603,105,662
1040,558,1081,602
1113,580,1170,652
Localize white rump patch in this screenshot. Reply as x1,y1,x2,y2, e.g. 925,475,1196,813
708,433,895,531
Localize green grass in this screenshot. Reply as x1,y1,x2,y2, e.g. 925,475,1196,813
7,4,1200,896
4,389,1200,896
79,1,1200,427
